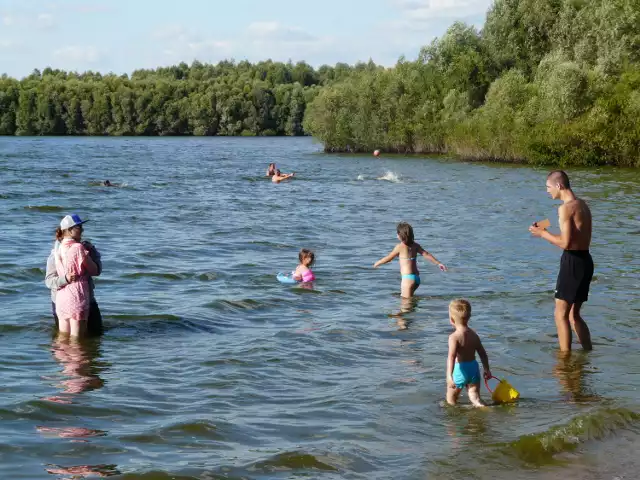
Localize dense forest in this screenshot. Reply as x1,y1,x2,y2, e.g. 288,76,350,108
1,0,639,166
0,60,373,137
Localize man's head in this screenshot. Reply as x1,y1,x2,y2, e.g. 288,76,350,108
449,299,471,327
546,171,570,199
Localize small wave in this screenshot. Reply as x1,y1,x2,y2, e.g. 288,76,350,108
159,420,224,440
357,174,365,181
108,313,183,322
24,205,65,212
203,298,271,312
249,451,339,472
123,272,189,280
0,267,45,282
377,171,401,183
502,408,640,465
196,272,219,281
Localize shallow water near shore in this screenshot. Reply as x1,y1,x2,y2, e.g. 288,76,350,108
1,136,639,479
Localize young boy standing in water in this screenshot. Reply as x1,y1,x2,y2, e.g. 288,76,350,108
446,299,491,407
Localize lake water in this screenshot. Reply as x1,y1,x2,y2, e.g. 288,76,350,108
1,137,639,479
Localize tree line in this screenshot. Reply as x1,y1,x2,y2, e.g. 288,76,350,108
1,0,639,165
0,60,373,137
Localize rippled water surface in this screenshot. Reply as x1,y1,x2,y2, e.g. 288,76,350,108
1,137,639,479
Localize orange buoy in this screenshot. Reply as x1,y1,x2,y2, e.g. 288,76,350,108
373,149,380,157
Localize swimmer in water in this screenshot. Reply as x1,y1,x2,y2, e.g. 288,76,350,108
272,169,295,183
292,249,316,283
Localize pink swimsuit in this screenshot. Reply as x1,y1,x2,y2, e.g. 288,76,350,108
301,269,315,283
55,239,91,321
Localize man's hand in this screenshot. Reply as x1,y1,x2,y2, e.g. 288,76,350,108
483,369,492,380
528,224,545,238
447,377,456,389
438,263,447,272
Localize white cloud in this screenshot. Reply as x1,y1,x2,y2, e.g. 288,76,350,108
247,22,317,43
53,45,103,63
393,0,491,16
0,39,17,50
1,14,16,26
0,11,57,29
152,25,233,62
244,21,335,63
45,2,112,14
36,13,55,29
389,0,491,32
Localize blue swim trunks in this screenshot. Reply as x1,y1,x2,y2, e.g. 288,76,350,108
452,360,480,388
401,273,420,286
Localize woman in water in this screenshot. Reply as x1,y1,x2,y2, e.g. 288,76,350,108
54,214,100,337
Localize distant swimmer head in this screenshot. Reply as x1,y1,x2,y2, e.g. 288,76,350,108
103,180,112,186
396,222,414,246
299,248,315,267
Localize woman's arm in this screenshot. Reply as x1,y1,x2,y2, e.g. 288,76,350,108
82,248,99,277
373,246,399,268
417,244,447,271
45,251,69,289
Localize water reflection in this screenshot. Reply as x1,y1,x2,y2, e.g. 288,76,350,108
390,297,418,330
45,463,120,477
553,351,600,403
444,408,491,450
40,337,116,478
48,336,105,401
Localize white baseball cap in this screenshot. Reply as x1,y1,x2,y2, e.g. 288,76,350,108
60,214,89,230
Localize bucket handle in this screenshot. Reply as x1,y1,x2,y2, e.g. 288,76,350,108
484,375,500,393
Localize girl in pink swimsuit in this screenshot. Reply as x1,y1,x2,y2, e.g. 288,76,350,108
54,215,99,338
293,249,316,283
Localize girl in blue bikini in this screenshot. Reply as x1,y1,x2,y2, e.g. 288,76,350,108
373,222,447,298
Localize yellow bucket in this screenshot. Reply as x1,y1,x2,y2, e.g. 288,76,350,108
485,376,520,403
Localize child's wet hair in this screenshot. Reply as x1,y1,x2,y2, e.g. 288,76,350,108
55,227,64,241
299,248,315,267
449,299,471,324
397,222,414,245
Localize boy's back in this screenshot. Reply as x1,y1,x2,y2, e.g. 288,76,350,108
449,327,482,363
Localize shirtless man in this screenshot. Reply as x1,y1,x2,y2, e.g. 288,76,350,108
271,169,295,183
529,170,593,351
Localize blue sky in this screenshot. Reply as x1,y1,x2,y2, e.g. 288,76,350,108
0,0,491,78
